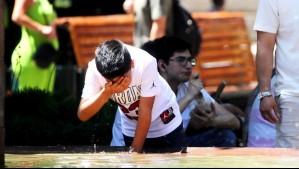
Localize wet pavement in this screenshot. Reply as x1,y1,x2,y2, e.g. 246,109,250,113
5,146,299,168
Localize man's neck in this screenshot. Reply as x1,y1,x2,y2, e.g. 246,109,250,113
167,80,181,95
161,73,180,95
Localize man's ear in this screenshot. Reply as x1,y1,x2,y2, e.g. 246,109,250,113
131,59,134,68
158,60,166,72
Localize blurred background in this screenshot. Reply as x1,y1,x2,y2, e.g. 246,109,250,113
4,0,258,69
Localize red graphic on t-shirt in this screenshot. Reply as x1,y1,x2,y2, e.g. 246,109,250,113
118,100,140,121
160,107,175,124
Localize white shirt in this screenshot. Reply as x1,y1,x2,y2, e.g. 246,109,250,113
254,0,299,96
177,82,215,132
111,81,213,146
82,44,181,139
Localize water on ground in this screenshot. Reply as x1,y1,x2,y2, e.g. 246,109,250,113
5,146,299,168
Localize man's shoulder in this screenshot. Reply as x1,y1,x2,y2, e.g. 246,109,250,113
86,59,104,78
125,44,146,53
125,44,143,55
87,59,96,68
125,44,156,61
87,58,98,69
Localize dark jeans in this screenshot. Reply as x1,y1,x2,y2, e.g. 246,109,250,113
186,128,237,147
123,123,186,153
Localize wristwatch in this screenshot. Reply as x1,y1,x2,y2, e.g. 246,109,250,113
258,91,272,100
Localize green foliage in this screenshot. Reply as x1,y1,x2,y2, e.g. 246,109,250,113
5,88,117,146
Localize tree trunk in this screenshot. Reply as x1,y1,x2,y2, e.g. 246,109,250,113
0,0,6,167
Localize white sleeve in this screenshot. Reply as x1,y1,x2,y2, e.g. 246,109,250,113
140,58,161,97
253,0,279,33
201,88,216,104
81,60,104,99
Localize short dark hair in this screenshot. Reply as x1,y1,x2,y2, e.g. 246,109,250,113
95,39,132,79
141,36,191,64
213,0,225,7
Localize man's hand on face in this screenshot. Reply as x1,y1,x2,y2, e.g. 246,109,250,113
105,76,130,94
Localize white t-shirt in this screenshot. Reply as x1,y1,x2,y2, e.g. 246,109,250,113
111,81,213,146
254,0,299,96
82,44,181,139
176,82,215,132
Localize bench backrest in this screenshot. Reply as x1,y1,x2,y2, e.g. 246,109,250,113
192,12,257,92
60,14,134,68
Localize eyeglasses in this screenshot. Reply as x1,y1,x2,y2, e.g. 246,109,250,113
168,56,197,67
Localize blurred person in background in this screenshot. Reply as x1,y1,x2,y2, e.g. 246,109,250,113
11,0,59,92
254,0,299,148
209,0,225,12
244,69,276,147
122,0,172,48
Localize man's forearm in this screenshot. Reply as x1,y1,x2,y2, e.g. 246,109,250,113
77,89,113,122
256,31,276,92
131,97,154,152
131,114,151,153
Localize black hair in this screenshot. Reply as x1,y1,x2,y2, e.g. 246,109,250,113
95,39,132,79
141,36,191,64
212,0,225,7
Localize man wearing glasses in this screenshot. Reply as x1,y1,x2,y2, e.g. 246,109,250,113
111,36,241,147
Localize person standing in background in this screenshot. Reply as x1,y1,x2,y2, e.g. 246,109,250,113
4,0,21,68
122,0,172,48
11,0,59,92
254,0,299,148
244,69,276,147
209,0,225,12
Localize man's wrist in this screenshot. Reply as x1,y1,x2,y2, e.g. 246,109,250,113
129,146,141,153
258,91,272,100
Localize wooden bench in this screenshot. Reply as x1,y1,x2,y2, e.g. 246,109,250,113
55,12,257,95
56,14,134,68
192,12,257,95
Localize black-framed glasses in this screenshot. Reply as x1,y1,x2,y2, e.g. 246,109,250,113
168,56,197,66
